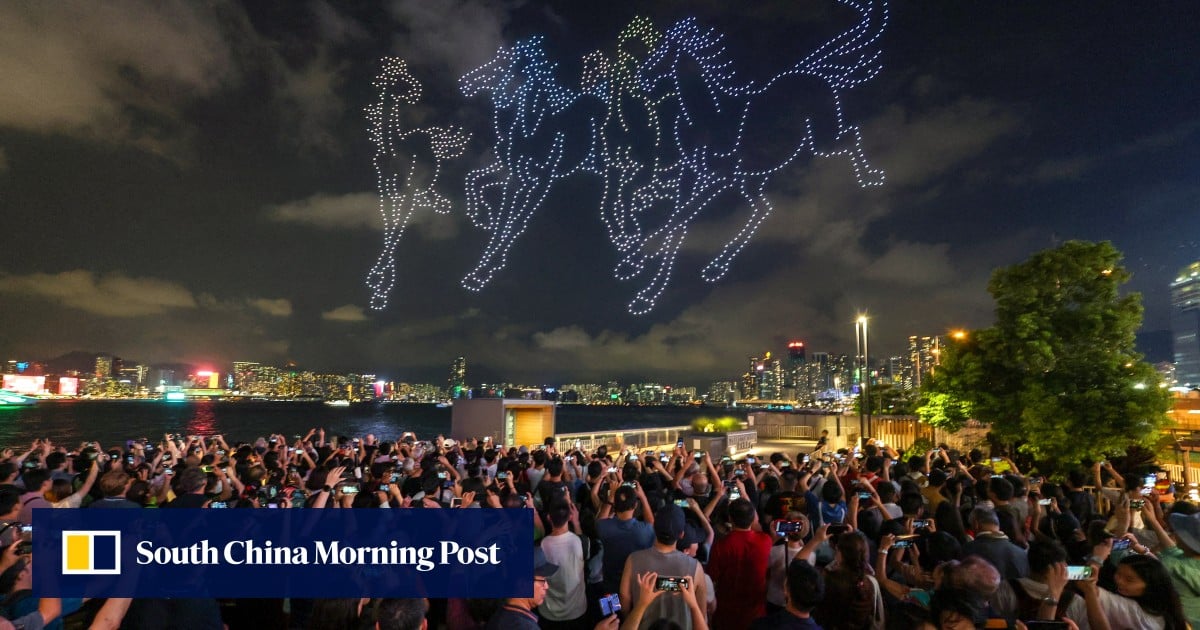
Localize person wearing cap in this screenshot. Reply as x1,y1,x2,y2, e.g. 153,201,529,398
708,498,774,630
486,548,557,630
1142,502,1200,627
596,485,655,595
620,504,707,629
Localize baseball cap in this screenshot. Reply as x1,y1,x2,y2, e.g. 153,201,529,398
654,504,686,542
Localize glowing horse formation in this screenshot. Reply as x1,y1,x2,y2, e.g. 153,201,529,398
365,0,887,314
365,58,469,310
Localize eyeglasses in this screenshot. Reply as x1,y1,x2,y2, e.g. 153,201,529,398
533,577,548,585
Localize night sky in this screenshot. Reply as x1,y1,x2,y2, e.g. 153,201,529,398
0,1,1197,385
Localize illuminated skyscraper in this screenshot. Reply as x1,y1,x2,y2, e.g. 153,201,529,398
786,341,807,392
449,356,467,398
1172,262,1200,387
94,355,113,380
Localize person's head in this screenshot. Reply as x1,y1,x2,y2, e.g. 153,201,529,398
690,471,710,497
785,558,824,614
821,479,844,504
1115,554,1186,626
908,455,926,473
547,502,571,530
928,468,948,488
545,458,563,478
0,463,16,483
1027,538,1068,578
1066,469,1087,489
374,598,428,630
531,450,547,467
988,476,1014,502
127,479,150,506
946,555,1001,597
968,507,999,532
877,482,896,504
929,587,986,630
925,531,963,567
0,491,18,521
49,479,74,502
728,498,756,530
653,504,686,546
834,531,868,578
20,469,50,494
526,549,557,608
178,467,207,494
612,485,637,513
865,455,884,474
98,470,131,498
780,469,798,491
45,452,67,471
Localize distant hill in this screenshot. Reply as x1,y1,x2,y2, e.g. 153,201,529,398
45,351,102,375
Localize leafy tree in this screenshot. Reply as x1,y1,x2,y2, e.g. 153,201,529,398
916,391,973,432
922,241,1172,465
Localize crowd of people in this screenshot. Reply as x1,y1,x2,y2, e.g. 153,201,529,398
2,429,1200,629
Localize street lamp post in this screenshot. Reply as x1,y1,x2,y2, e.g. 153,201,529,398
856,315,871,443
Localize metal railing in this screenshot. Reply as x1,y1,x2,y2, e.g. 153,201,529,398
554,425,693,453
1162,464,1200,487
755,425,817,440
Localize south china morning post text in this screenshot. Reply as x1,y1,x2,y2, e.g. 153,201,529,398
33,508,534,599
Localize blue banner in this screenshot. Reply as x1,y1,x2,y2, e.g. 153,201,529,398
33,508,534,598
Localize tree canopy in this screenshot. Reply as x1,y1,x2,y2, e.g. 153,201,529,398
920,241,1172,464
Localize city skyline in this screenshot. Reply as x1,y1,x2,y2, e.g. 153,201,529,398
1,2,1197,384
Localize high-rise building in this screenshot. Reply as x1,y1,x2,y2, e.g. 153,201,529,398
905,336,943,390
449,357,467,398
1173,262,1200,388
95,355,113,379
786,341,806,389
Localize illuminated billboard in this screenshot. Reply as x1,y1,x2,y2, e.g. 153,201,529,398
59,377,79,396
2,375,46,395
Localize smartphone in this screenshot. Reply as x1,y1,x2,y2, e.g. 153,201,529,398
443,480,454,489
498,472,509,480
911,520,930,529
607,467,618,474
599,593,622,617
734,469,746,477
201,465,213,473
827,524,852,536
723,480,737,489
210,501,228,509
746,456,756,464
437,472,447,480
163,467,174,475
802,455,810,463
693,452,703,460
673,499,689,508
1131,499,1146,509
19,525,32,540
1038,498,1053,506
655,576,686,592
342,485,360,494
780,461,791,468
450,497,463,508
267,503,279,509
894,539,913,548
15,542,32,556
676,440,685,449
1144,475,1157,488
378,484,390,492
857,492,873,500
774,520,805,535
730,489,741,501
1111,538,1132,552
1066,565,1095,581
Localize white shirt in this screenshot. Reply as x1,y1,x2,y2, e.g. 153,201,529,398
1098,587,1165,630
539,532,587,621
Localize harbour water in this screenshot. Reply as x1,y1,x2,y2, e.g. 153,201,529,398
0,401,740,449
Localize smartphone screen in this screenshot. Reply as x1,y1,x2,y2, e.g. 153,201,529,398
599,593,622,616
654,576,685,592
1111,538,1132,551
1066,565,1095,581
